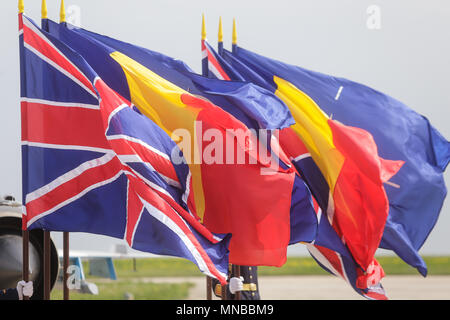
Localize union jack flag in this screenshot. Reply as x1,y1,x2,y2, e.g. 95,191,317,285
19,14,229,284
201,40,244,81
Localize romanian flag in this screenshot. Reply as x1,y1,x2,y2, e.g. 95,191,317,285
182,72,318,247
222,46,450,276
197,41,320,247
45,19,312,267
218,47,404,272
201,39,392,298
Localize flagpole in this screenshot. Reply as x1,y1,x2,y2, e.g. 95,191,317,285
41,0,47,29
19,0,30,301
201,14,215,298
221,283,227,300
206,277,212,300
63,232,70,300
232,265,241,300
43,231,51,300
232,18,237,54
229,17,242,300
38,0,52,301
218,17,223,56
201,14,208,76
57,0,70,300
22,230,29,300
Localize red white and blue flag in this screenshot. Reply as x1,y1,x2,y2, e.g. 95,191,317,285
202,39,244,81
19,14,230,284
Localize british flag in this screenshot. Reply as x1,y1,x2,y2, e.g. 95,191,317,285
19,14,229,284
201,39,245,82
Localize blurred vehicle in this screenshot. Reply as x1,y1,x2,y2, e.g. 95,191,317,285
0,195,58,299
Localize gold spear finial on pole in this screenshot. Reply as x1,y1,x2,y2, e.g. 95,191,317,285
18,0,24,14
42,0,48,19
202,13,207,41
218,16,223,43
232,18,237,45
60,0,66,23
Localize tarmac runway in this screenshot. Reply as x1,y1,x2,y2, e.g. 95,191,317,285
150,275,450,300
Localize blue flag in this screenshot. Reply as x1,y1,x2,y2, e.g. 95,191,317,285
222,46,450,276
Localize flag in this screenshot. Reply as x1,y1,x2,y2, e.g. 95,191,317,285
202,39,389,299
223,46,450,276
183,73,318,246
19,13,230,284
288,136,388,299
45,19,314,267
220,46,407,272
198,40,320,246
202,39,244,81
307,200,387,300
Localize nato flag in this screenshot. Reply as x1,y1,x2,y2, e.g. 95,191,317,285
223,47,450,276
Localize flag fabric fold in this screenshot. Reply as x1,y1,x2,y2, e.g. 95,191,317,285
43,19,320,267
19,14,230,284
201,39,394,299
223,46,449,276
307,201,387,300
198,42,322,248
221,46,408,271
202,39,245,82
197,45,322,249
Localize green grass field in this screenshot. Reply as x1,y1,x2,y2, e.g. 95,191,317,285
51,281,193,300
50,255,450,300
109,255,450,277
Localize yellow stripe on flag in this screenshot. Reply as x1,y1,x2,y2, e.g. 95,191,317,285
110,51,206,219
273,76,344,194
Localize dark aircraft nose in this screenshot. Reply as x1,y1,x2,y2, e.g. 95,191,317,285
1,196,59,299
0,233,41,289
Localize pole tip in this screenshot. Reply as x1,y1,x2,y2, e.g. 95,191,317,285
202,13,206,40
41,0,48,19
218,16,223,43
232,18,237,45
60,0,66,23
18,0,24,14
